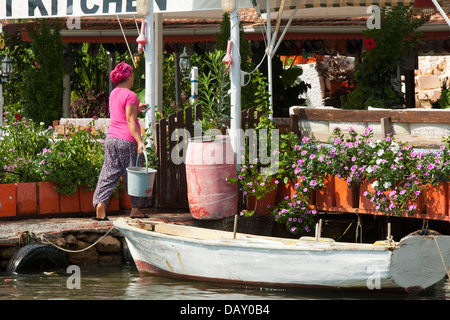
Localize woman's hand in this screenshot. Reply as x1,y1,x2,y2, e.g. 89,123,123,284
137,142,146,155
138,103,149,113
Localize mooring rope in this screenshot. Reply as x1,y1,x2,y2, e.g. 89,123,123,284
432,236,450,279
39,226,116,254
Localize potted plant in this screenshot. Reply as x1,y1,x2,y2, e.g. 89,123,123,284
315,55,355,107
196,50,231,136
323,126,373,208
0,113,54,216
37,119,107,214
227,72,282,217
361,134,425,216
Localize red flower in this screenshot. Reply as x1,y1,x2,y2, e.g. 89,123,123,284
15,113,22,121
364,38,376,50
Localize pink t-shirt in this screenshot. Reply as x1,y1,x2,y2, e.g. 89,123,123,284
107,87,141,142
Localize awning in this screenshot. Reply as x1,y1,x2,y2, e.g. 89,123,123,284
253,0,416,13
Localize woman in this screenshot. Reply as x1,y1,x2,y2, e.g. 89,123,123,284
92,61,150,221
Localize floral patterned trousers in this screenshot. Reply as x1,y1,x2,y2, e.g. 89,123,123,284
93,136,151,210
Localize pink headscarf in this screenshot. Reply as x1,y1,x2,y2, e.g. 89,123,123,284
110,61,133,85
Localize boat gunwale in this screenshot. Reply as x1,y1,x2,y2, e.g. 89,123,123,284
114,218,395,252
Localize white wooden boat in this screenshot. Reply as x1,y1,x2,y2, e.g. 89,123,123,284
114,217,450,293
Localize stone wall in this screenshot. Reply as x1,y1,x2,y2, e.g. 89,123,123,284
0,232,128,272
415,55,450,108
296,55,450,109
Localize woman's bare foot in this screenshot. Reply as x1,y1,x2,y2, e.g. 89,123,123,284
130,208,148,218
95,202,107,220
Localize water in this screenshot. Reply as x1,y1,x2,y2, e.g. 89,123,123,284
0,263,448,301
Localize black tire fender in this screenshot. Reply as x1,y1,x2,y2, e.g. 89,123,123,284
7,244,68,275
408,229,442,237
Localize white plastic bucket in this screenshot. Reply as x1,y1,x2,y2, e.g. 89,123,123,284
126,150,157,197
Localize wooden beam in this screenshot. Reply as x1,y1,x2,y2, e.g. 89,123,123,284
292,108,450,124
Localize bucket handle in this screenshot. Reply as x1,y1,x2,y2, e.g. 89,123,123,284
136,148,148,174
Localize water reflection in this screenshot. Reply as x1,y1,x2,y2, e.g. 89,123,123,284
0,264,448,300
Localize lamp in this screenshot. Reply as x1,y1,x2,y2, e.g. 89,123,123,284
222,0,236,13
1,53,13,83
136,0,148,16
179,46,192,79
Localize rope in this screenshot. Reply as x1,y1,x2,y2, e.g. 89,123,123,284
335,219,354,241
432,236,450,279
39,226,116,254
116,15,137,69
17,231,31,247
355,214,363,243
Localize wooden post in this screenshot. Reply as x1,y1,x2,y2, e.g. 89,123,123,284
290,112,300,138
380,117,392,139
404,51,418,109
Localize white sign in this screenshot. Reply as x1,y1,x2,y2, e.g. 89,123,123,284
0,0,139,19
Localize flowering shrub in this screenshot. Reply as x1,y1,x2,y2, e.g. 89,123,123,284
227,144,278,217
324,126,372,186
0,112,53,183
262,126,450,234
1,113,106,196
70,88,109,118
342,6,424,109
38,119,106,195
272,194,316,234
361,133,425,216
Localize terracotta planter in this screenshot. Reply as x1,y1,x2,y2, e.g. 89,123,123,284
106,191,120,212
248,193,277,215
16,182,37,216
276,179,296,202
38,182,60,215
248,179,278,215
79,186,95,213
119,190,132,210
334,177,357,209
0,183,17,218
60,191,80,214
411,189,425,215
315,174,336,208
426,182,448,217
119,180,132,210
359,179,377,210
329,80,343,92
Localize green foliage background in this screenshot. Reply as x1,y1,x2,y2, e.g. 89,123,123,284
342,6,424,109
23,20,65,126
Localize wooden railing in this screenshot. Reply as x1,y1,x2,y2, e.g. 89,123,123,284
289,107,450,148
153,105,261,210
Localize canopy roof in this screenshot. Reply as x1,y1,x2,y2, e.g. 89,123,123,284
0,0,434,19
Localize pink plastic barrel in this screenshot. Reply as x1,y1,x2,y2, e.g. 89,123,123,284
186,135,237,220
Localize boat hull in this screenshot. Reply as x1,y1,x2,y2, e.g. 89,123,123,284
114,218,450,293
